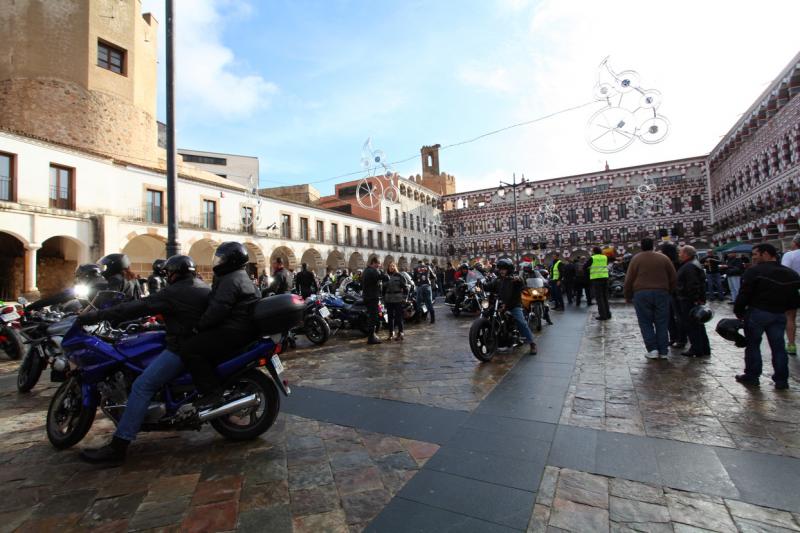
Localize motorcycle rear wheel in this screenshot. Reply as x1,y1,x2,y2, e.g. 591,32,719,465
305,315,330,345
47,377,97,449
17,345,45,393
469,317,497,362
1,327,24,360
211,369,280,441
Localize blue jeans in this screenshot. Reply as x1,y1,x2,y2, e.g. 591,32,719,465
706,272,723,300
743,308,788,384
417,284,434,321
115,349,185,441
633,290,671,355
728,275,741,302
510,306,535,344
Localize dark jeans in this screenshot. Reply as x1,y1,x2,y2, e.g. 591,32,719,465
386,302,404,333
633,290,670,355
181,328,256,394
743,308,789,384
364,297,380,336
677,298,710,355
551,281,564,309
592,279,611,319
563,279,575,304
706,272,723,301
668,295,686,345
574,283,592,305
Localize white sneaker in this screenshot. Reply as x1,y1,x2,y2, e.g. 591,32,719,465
645,350,660,359
658,353,669,359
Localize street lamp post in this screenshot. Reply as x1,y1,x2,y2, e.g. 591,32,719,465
165,0,180,257
497,173,532,266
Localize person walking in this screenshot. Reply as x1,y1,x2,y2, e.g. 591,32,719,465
562,258,577,306
294,263,318,298
383,261,409,341
413,260,436,324
550,254,565,311
676,245,711,357
362,256,386,345
588,247,611,320
624,238,677,359
264,257,290,295
781,234,800,356
725,252,745,303
703,254,723,301
734,243,800,389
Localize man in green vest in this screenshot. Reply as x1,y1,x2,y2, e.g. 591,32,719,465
588,246,611,320
550,254,565,311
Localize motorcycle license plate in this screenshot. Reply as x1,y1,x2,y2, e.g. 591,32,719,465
1,311,19,322
319,307,331,318
271,354,284,374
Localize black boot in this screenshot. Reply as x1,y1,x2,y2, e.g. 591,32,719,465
367,333,382,345
80,436,129,464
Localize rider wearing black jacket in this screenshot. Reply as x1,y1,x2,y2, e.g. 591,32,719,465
26,264,108,312
362,258,387,345
99,253,142,300
147,259,167,295
182,242,261,408
294,263,318,298
265,257,290,295
77,255,210,464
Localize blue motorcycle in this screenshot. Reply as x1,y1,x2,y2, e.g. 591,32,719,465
318,291,385,336
45,293,303,450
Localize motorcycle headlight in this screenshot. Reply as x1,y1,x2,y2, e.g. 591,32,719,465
475,286,482,293
74,284,90,299
531,289,540,296
481,300,490,309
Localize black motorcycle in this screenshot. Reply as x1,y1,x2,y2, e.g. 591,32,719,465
16,307,72,392
469,295,523,362
288,296,331,347
447,271,486,317
608,270,625,298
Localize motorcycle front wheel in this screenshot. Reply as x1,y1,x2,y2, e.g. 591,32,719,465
469,317,497,362
17,345,46,393
532,302,544,332
211,369,280,441
305,315,330,345
47,377,97,449
1,327,24,360
451,304,462,317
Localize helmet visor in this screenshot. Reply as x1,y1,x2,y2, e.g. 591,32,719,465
212,254,225,267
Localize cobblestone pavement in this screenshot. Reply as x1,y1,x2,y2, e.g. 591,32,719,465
529,466,800,533
282,302,523,411
0,388,438,533
560,301,800,457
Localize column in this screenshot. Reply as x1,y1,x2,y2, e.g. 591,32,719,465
23,244,41,298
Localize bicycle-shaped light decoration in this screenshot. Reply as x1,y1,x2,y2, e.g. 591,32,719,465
241,175,263,229
356,138,401,210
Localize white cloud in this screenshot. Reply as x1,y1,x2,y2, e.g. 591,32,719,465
142,0,277,118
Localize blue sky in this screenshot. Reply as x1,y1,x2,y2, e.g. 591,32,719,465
142,0,800,194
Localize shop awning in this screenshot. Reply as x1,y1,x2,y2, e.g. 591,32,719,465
713,241,743,253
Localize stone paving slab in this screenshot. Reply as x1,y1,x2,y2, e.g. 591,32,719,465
560,301,800,457
528,466,800,533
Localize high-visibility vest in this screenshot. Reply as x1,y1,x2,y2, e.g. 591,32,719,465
552,260,562,281
589,254,609,280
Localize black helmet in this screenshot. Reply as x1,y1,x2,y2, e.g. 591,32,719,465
152,259,167,274
716,318,747,347
496,258,514,271
213,241,249,275
75,264,103,283
690,305,713,323
164,255,196,283
459,263,469,270
98,253,131,277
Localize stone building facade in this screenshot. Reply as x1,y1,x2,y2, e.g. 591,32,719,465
709,51,800,246
441,157,710,263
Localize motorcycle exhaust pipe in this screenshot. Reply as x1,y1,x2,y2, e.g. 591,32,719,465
197,393,259,422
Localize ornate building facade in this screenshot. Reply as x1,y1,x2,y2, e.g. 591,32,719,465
441,157,710,263
709,52,800,245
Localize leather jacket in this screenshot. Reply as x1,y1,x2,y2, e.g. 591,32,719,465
198,269,260,332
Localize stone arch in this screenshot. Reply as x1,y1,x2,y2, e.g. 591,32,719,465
270,246,298,273
383,255,395,270
243,242,267,278
326,249,345,271
348,252,365,272
301,248,325,277
0,231,25,300
37,236,89,297
187,239,219,280
398,256,409,271
123,234,167,277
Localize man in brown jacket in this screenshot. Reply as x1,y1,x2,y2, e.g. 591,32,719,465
624,238,677,359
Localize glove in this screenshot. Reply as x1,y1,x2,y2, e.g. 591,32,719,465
77,311,101,325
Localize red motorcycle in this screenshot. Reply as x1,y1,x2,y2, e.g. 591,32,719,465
0,301,24,360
